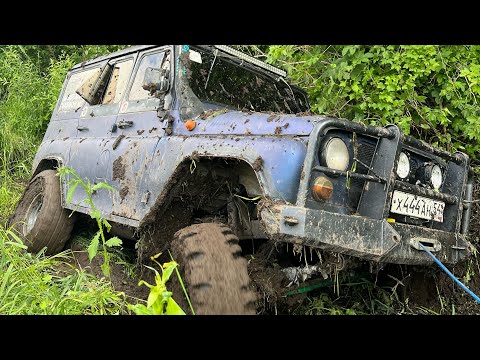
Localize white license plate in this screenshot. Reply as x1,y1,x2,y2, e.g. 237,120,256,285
390,190,445,222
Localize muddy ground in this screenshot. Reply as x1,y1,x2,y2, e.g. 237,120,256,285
63,227,480,315
63,241,480,315
56,180,480,315
66,242,150,303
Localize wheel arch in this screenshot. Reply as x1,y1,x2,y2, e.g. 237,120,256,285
32,156,64,178
140,155,264,227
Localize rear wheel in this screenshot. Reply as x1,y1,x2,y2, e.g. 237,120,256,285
171,223,257,315
9,170,75,255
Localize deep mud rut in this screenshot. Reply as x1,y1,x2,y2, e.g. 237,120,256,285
55,178,480,315
60,237,480,315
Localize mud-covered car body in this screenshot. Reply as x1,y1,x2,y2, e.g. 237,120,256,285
32,45,473,266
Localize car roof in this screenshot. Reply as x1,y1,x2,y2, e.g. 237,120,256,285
70,45,158,70
69,45,297,89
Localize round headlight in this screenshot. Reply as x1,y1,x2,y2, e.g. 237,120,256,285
323,137,349,171
430,164,442,190
396,152,410,179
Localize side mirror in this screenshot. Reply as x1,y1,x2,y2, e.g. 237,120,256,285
142,67,170,96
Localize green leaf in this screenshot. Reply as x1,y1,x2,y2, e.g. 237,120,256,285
88,231,100,261
128,304,153,315
90,209,101,220
4,240,28,250
101,262,111,277
143,265,160,278
166,298,185,315
151,298,165,315
161,261,178,283
105,237,122,248
138,280,153,289
102,218,112,232
92,182,115,192
0,264,14,298
66,181,79,205
147,286,161,309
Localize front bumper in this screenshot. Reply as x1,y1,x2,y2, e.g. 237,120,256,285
266,118,473,266
260,204,471,265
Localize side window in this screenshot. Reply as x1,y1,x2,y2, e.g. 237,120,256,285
129,52,166,101
75,58,134,107
102,59,134,104
58,67,100,112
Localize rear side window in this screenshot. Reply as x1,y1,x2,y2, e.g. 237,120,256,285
58,67,100,112
75,58,134,107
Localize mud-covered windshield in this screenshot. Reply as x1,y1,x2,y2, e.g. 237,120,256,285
178,46,309,120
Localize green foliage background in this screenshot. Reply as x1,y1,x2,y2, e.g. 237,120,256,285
266,45,480,161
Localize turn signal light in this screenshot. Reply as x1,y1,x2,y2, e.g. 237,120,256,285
185,120,196,131
312,176,333,201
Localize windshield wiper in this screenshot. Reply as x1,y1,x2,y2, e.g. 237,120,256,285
204,49,218,90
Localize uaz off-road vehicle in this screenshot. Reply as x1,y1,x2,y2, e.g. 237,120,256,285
10,45,474,314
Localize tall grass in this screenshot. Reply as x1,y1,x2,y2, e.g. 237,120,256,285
292,274,412,315
0,45,126,222
0,45,130,315
0,225,129,314
0,46,72,222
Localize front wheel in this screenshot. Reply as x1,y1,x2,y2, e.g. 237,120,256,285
9,170,75,255
171,223,257,315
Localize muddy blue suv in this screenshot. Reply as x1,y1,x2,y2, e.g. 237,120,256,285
10,45,474,314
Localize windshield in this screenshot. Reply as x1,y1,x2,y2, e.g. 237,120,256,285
177,45,309,120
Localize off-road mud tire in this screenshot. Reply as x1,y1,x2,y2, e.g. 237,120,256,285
171,223,257,315
9,170,75,255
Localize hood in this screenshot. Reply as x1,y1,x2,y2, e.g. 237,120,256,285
187,110,325,137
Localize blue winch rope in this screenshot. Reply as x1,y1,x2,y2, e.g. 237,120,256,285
419,242,480,304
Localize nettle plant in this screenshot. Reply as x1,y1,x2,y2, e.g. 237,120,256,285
267,45,480,160
128,253,194,315
57,167,191,315
58,166,122,277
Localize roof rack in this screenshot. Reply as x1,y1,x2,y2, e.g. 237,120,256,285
213,45,287,78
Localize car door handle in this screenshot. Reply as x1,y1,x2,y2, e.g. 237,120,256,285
116,120,133,129
77,125,89,131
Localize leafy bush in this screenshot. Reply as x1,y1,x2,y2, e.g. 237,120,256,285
267,45,480,160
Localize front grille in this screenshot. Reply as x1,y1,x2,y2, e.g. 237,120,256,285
348,138,377,209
